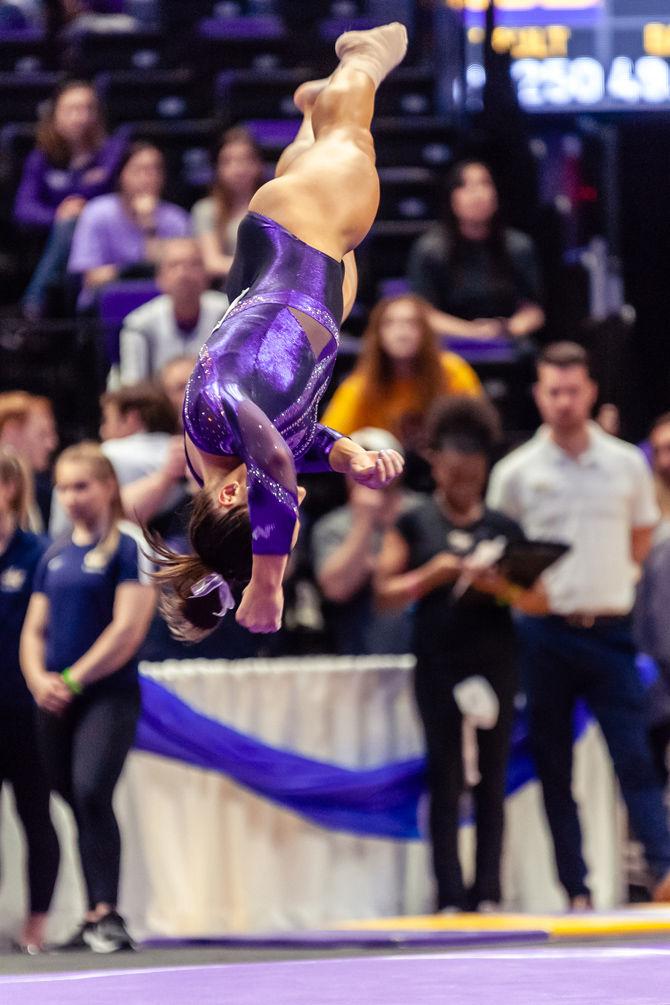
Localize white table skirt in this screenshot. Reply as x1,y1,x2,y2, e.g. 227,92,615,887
0,656,623,941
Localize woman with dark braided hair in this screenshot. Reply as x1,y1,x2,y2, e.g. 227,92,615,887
148,24,409,639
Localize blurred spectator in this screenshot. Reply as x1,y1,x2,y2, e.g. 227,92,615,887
192,127,265,287
68,141,191,310
99,381,177,475
48,382,180,535
118,238,228,385
21,441,155,953
158,353,196,421
0,447,60,953
595,402,621,438
488,341,670,908
100,383,186,528
634,524,670,786
15,80,127,318
311,428,415,656
376,397,542,912
0,392,58,530
322,294,481,450
649,413,670,522
636,412,670,785
407,160,544,342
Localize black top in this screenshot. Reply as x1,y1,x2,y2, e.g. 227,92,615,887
407,225,542,321
396,498,525,665
0,528,47,710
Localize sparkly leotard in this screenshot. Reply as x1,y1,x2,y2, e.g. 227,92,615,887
183,211,345,555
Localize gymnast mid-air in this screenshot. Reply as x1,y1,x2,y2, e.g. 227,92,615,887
149,23,408,636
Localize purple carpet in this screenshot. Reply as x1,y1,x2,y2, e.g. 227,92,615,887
4,945,670,1004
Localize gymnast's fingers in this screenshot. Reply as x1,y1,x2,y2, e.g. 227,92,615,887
374,450,392,481
377,449,400,484
390,449,404,475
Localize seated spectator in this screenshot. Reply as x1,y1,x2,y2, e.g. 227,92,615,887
68,141,191,310
649,413,670,522
0,392,58,530
407,159,545,342
15,80,127,318
311,428,416,656
191,128,265,287
101,383,187,529
48,382,181,535
99,381,177,479
376,396,544,911
321,293,481,452
118,239,228,385
158,354,197,421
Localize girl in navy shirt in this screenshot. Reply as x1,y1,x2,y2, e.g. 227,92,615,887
21,442,155,953
0,448,59,953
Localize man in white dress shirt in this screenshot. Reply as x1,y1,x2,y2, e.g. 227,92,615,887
118,238,228,385
488,341,670,907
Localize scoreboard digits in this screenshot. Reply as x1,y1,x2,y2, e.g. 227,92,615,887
452,1,670,111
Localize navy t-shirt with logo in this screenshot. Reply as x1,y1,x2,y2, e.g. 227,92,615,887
32,531,144,693
0,528,48,710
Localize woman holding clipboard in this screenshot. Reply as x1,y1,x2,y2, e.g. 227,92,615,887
375,397,553,913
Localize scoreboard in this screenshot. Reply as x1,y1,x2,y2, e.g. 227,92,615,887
448,0,670,112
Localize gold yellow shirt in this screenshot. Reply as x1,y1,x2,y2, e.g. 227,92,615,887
321,352,482,437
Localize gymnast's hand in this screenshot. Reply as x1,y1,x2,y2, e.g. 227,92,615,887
348,449,404,490
236,579,284,634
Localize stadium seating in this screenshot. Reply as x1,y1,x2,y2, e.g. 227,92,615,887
0,27,52,72
96,68,210,123
0,70,62,125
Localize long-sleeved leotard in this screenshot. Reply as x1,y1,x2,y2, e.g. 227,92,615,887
183,211,345,556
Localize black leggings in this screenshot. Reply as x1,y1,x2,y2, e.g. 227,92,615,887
36,686,140,910
414,653,516,910
0,708,60,914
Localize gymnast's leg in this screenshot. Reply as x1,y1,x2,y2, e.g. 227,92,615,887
249,23,407,265
274,83,358,322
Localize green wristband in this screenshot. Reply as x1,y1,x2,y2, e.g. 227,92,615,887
61,668,84,696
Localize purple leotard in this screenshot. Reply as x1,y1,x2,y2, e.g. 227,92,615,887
183,211,345,556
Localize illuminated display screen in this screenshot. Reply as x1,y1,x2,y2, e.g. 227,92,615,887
449,0,670,111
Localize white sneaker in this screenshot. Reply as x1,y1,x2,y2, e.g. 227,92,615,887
83,911,135,954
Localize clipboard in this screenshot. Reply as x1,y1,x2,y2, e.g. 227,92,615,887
497,539,570,589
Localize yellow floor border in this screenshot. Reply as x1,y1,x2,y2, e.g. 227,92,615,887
339,906,670,939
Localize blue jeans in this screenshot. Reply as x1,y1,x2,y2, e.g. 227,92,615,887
517,614,670,898
22,217,78,313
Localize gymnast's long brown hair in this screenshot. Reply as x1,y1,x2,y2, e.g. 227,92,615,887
144,491,253,643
